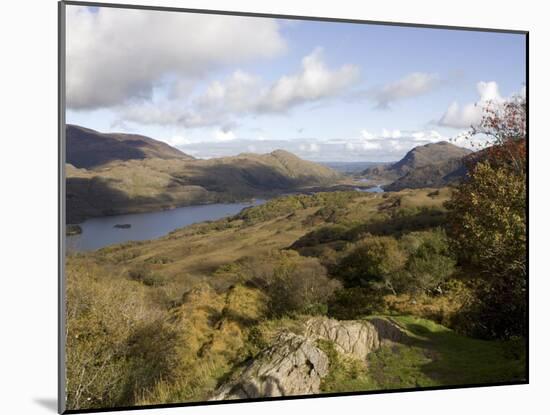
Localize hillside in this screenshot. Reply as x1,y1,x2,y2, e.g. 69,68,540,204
66,124,194,168
363,141,472,188
65,189,526,410
66,148,341,223
384,157,468,191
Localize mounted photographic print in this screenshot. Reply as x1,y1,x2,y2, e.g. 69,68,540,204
58,1,528,413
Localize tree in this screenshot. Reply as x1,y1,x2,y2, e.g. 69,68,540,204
445,96,527,339
399,229,456,295
469,94,526,174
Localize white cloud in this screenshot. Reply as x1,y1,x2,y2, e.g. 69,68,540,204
174,126,457,162
66,6,286,109
411,130,443,142
339,127,449,159
361,141,382,150
259,48,360,112
388,140,404,151
213,129,236,142
382,129,402,139
299,143,320,153
196,48,359,114
164,135,192,147
115,48,360,129
438,81,510,129
345,142,355,151
372,72,442,109
360,129,375,140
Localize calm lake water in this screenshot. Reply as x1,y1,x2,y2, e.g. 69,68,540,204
356,185,384,193
67,200,265,252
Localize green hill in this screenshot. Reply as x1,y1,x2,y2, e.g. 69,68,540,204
66,148,341,223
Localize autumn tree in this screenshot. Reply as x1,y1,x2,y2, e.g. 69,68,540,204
446,95,527,339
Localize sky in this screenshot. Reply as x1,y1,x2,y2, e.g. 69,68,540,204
65,5,526,162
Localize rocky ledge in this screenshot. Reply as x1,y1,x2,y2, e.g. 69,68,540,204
210,317,407,400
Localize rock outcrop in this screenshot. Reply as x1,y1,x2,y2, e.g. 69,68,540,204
210,332,329,400
305,317,406,361
210,317,407,400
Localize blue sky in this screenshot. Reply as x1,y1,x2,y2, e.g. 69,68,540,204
66,5,526,162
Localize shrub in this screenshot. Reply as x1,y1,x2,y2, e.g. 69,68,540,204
265,255,341,317
65,270,177,409
128,266,167,287
335,235,407,294
327,287,385,319
398,229,456,295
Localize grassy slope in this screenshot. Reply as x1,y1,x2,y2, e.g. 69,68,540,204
65,188,525,409
320,316,525,394
66,151,342,223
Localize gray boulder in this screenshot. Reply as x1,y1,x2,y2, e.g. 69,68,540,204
210,317,407,400
305,317,406,361
210,332,329,400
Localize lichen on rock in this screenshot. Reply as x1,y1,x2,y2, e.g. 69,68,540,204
210,332,329,400
305,316,406,361
210,316,408,400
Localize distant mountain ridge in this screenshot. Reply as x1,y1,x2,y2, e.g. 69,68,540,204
65,125,341,223
66,124,194,168
383,157,469,191
363,141,472,191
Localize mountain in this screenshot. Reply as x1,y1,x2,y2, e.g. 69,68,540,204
383,157,468,191
66,143,341,223
66,124,194,168
363,141,472,190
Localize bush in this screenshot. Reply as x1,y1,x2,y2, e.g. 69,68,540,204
327,287,385,319
265,255,341,317
335,236,407,294
451,278,527,340
66,270,177,409
398,229,456,295
128,266,167,287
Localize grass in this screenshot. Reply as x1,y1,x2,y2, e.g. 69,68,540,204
65,188,525,409
320,315,526,394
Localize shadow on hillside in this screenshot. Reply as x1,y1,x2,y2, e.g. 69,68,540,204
182,161,332,194
291,209,447,251
67,126,149,168
390,321,526,386
66,177,177,223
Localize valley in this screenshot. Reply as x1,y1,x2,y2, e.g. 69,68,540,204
64,124,526,410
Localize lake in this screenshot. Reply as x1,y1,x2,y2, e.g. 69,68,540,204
355,185,384,193
66,200,265,252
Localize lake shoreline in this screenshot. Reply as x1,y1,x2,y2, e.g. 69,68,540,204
66,199,267,252
66,185,384,252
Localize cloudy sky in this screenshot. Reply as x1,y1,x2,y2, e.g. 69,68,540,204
65,5,526,162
